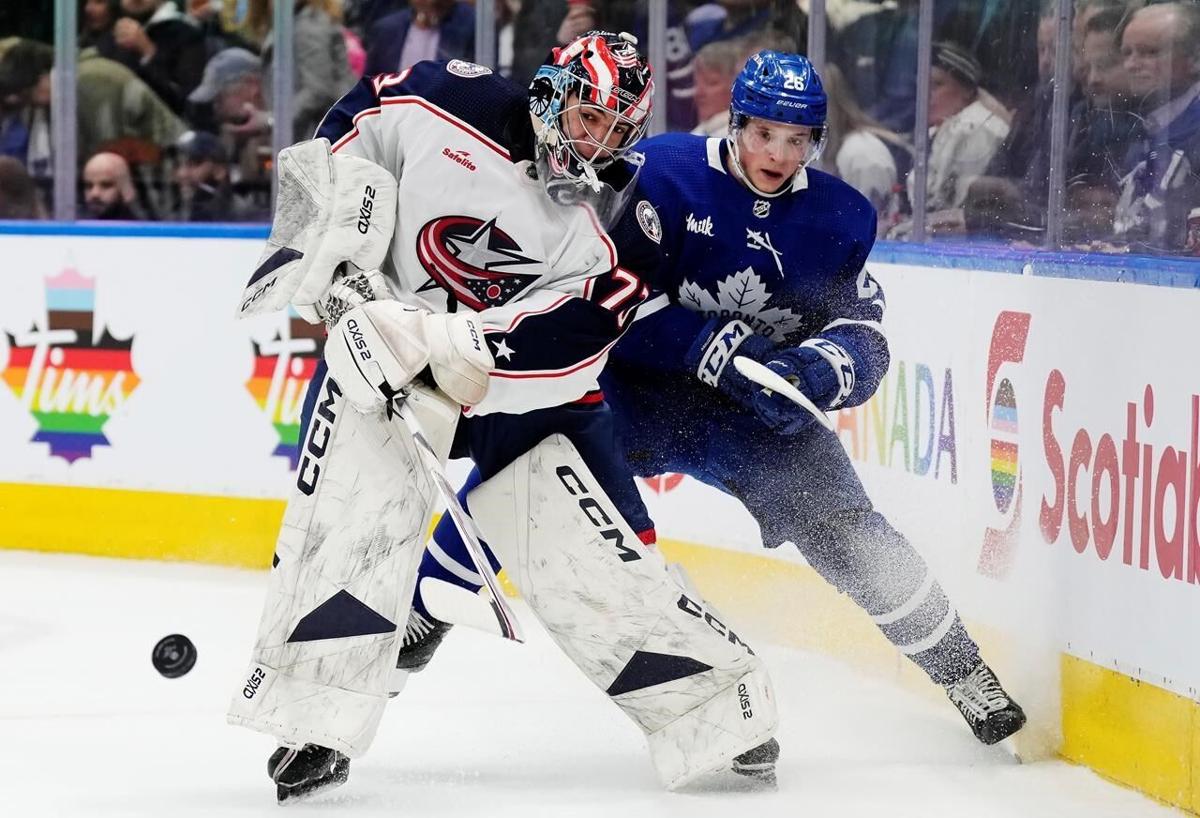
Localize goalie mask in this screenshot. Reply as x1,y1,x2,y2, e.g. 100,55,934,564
528,31,653,225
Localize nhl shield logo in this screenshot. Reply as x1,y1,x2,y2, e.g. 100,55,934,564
636,200,661,244
446,60,492,78
753,200,770,219
416,215,542,310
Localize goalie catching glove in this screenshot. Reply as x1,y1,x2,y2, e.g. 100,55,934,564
325,301,495,411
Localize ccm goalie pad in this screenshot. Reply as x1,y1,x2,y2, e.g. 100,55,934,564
227,382,460,757
236,137,397,319
467,435,778,789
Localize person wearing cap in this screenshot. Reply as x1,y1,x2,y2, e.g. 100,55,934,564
187,48,272,209
172,129,233,221
908,40,1010,214
188,47,266,132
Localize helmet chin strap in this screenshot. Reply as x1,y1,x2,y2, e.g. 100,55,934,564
726,132,797,199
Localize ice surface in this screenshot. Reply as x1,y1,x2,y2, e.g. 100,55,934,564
0,550,1184,818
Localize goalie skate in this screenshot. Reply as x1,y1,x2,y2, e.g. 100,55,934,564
268,744,350,805
731,737,780,785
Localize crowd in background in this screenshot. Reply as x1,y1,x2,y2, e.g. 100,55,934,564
1,0,1199,256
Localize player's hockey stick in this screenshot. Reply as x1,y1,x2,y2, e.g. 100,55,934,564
732,356,836,432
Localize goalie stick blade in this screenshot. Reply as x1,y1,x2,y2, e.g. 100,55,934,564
420,577,519,639
732,356,835,432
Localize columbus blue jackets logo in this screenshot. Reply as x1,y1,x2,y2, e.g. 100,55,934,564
416,216,542,310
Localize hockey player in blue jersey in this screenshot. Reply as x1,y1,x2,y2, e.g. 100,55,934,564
411,50,1026,749
229,32,784,804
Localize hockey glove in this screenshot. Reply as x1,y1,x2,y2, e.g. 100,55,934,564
751,340,854,435
686,318,777,407
326,300,497,412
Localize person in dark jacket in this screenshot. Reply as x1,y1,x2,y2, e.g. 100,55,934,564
364,0,474,75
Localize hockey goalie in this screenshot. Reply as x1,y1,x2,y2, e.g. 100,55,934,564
226,32,780,805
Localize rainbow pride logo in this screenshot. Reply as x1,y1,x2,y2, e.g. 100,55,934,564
247,314,325,469
989,377,1019,512
2,268,138,463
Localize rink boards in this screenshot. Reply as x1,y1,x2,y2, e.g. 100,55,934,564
0,224,1197,814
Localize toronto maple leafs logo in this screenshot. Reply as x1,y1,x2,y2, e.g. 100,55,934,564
678,268,804,339
416,215,543,311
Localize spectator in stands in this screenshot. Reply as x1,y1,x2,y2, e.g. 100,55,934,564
170,129,246,221
189,47,268,136
365,0,475,75
686,0,801,55
82,151,147,219
909,40,1009,213
690,39,742,137
1069,7,1142,188
0,38,53,182
78,47,189,167
80,0,122,52
344,0,406,36
247,0,356,140
111,0,209,114
185,0,261,58
0,156,46,219
186,48,272,212
1113,2,1200,252
817,62,906,217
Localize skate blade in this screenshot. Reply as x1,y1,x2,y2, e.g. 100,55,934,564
684,767,778,793
277,775,348,806
276,764,350,805
995,735,1023,764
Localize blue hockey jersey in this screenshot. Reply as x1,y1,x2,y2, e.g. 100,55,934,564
609,132,889,411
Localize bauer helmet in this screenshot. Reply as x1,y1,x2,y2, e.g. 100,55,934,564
528,30,654,199
728,50,827,197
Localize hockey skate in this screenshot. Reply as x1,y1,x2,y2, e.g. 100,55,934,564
396,609,453,673
731,737,780,785
945,662,1026,745
267,744,350,805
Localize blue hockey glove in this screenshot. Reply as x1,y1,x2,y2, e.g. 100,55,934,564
685,318,777,406
751,342,853,435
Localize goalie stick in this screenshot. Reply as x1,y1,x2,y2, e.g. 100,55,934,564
319,266,524,643
396,397,524,643
732,355,836,432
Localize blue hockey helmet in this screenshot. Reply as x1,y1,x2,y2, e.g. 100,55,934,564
728,50,827,197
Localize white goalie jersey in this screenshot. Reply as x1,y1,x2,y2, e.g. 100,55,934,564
309,59,661,416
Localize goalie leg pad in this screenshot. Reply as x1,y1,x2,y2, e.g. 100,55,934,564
467,434,778,789
227,374,460,757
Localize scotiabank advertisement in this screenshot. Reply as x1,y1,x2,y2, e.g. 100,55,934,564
830,263,1200,701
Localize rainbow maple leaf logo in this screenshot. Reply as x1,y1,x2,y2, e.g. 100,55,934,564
247,314,325,469
2,268,139,463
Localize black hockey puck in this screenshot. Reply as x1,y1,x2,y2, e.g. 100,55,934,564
152,634,197,678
